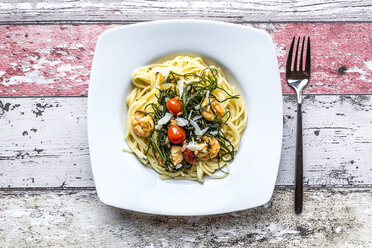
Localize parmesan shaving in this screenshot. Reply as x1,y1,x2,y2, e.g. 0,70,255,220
205,90,210,103
188,110,193,121
190,120,209,136
192,116,201,121
184,140,203,151
181,144,187,152
156,112,173,127
175,117,189,126
177,78,184,97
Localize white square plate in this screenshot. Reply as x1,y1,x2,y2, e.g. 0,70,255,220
88,20,282,215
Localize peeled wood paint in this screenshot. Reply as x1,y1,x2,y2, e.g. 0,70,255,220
0,23,371,96
0,95,371,188
0,97,92,188
0,189,371,247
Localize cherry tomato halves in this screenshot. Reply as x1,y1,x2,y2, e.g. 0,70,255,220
183,148,196,164
167,125,186,144
166,97,182,115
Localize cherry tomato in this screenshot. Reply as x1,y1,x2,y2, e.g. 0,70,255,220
183,148,196,164
166,97,182,115
167,125,186,144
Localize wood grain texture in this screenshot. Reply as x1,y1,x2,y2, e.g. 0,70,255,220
0,189,371,247
0,95,371,188
0,97,92,188
0,0,371,24
0,23,371,96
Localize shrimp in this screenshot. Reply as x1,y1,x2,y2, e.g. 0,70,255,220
196,136,220,160
131,112,154,137
201,97,225,121
170,145,184,166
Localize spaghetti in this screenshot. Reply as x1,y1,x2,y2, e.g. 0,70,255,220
125,56,247,182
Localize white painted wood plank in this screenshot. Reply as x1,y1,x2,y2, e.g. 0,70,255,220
0,189,371,247
0,97,92,188
0,0,371,24
0,95,371,188
279,95,372,186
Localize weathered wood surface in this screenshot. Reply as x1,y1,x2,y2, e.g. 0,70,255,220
0,97,91,188
0,0,371,24
1,95,371,188
0,23,371,96
0,189,371,247
0,1,371,245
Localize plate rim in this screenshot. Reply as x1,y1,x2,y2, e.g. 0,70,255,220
88,19,283,216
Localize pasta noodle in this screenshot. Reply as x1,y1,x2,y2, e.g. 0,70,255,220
125,56,248,182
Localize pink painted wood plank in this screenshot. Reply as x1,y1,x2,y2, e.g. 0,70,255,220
0,23,371,96
0,25,117,96
260,23,372,94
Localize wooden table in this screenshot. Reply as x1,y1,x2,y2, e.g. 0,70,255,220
0,1,371,247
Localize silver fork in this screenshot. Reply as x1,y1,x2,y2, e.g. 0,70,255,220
286,36,311,214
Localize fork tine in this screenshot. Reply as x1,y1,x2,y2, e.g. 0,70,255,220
305,37,311,73
293,37,300,71
286,37,295,74
299,36,305,71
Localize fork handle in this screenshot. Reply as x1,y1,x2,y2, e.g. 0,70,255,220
295,103,303,214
